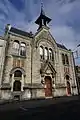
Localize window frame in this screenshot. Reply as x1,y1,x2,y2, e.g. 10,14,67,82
44,47,48,60
20,42,26,57
40,46,44,60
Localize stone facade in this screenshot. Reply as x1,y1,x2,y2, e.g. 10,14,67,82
0,25,78,100
0,7,78,100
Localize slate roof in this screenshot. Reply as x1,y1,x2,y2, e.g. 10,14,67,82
9,27,33,38
9,27,68,50
57,43,68,50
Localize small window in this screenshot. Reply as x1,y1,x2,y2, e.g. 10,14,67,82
21,59,24,67
13,59,16,67
17,60,20,67
62,54,65,65
20,43,26,56
45,47,48,60
40,46,44,60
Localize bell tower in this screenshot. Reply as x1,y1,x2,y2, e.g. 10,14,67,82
35,3,51,31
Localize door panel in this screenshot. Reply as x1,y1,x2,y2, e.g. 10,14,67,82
45,77,52,97
67,81,71,95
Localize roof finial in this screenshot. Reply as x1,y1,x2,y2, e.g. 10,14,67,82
41,1,43,9
41,0,45,15
35,0,51,30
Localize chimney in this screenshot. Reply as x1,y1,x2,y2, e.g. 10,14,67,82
5,24,11,34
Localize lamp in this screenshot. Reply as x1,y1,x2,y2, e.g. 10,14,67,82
41,79,45,84
53,83,56,88
44,84,47,88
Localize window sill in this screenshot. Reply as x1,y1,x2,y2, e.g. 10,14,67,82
62,63,69,66
12,54,26,58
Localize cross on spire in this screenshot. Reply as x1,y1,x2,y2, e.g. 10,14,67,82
41,2,45,16
35,2,51,31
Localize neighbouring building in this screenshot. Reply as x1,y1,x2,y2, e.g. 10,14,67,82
0,6,78,100
75,66,80,95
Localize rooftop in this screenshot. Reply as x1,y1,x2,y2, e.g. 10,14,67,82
8,26,68,50
9,27,33,38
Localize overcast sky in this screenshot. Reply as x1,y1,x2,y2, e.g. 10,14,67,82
0,0,80,65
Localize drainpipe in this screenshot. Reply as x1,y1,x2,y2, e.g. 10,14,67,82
1,24,11,85
31,35,34,99
72,52,79,95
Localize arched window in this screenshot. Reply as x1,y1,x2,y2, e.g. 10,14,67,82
44,47,48,60
66,75,69,80
65,54,69,65
13,40,19,55
14,70,22,77
49,48,53,61
20,42,26,56
13,40,19,49
62,54,65,65
40,46,44,60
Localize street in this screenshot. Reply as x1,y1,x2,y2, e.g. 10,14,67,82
0,96,80,120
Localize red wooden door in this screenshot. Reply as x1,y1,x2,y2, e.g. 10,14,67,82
45,76,52,97
67,81,71,95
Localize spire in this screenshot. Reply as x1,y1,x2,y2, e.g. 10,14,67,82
35,2,51,31
41,2,45,16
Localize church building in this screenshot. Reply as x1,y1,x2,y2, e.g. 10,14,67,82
0,6,78,100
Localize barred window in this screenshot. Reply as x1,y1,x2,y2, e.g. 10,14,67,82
13,59,16,67
17,60,20,67
21,59,24,67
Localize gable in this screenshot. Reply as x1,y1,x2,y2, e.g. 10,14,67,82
40,61,56,75
34,27,57,48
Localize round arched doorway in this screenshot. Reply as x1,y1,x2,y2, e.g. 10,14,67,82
13,81,21,91
44,76,52,97
66,75,71,95
13,70,22,91
67,81,71,95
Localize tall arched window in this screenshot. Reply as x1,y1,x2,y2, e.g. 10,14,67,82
45,47,48,60
65,54,69,65
49,48,53,61
40,46,44,60
13,40,19,49
13,40,19,55
62,54,65,65
20,42,26,56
